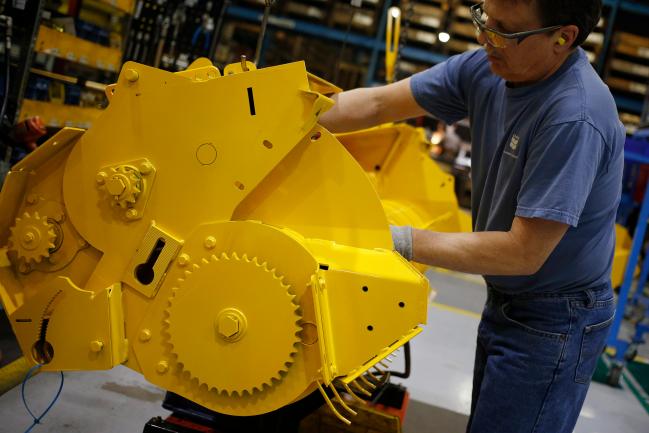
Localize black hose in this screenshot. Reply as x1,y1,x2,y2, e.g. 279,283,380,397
254,0,273,65
333,9,355,85
209,0,230,62
388,341,411,378
0,16,12,126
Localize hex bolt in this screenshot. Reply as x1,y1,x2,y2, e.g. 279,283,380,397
139,328,152,342
23,232,35,243
125,69,139,83
218,314,240,339
204,236,217,249
26,194,38,205
156,361,169,374
106,177,126,196
177,254,190,266
139,161,153,175
126,209,139,220
96,171,108,185
90,340,104,353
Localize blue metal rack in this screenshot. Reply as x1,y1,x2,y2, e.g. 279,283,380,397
607,148,649,385
226,2,449,86
228,1,649,114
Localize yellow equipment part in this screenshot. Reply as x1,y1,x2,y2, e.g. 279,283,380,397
0,58,430,423
337,124,471,235
338,123,628,289
612,224,633,288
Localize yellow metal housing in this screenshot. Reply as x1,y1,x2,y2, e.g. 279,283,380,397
0,59,430,420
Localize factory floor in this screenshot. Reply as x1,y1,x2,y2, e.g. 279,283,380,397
0,269,647,433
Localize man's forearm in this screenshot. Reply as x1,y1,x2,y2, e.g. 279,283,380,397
319,89,381,133
412,229,542,276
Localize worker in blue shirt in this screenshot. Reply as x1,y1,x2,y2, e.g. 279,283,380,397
320,1,624,432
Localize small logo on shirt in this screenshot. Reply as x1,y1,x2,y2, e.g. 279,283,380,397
509,134,520,151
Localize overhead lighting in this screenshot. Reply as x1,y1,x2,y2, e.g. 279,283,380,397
438,32,450,43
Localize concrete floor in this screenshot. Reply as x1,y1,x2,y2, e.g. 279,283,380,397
0,269,647,432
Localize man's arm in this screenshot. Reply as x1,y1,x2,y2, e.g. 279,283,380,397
411,217,569,276
319,78,428,133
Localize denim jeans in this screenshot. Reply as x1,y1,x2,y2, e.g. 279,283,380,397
466,283,616,433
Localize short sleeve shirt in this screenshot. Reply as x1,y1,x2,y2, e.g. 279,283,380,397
410,48,625,293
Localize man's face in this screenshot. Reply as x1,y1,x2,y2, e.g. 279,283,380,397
479,0,560,84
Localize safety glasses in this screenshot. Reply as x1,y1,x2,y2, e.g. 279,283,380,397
470,2,562,48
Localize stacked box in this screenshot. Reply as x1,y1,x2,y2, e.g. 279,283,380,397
330,0,386,36
401,0,450,49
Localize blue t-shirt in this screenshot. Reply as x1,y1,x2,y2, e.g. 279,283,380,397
410,48,625,294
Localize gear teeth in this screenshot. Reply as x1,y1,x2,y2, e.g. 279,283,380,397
167,250,302,396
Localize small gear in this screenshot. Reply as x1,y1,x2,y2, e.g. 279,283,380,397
105,165,142,209
8,211,57,264
165,252,301,396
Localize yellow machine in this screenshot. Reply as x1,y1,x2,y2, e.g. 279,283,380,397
0,58,434,424
0,52,631,427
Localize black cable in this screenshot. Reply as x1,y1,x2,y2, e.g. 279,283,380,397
387,341,411,378
0,15,12,127
254,0,274,65
208,0,231,62
333,6,356,85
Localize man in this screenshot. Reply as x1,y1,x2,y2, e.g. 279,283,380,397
319,1,624,432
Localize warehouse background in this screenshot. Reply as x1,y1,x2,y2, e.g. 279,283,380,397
0,1,648,432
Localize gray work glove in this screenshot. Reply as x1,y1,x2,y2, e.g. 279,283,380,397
390,225,413,261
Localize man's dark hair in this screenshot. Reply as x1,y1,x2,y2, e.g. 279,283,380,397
533,0,602,47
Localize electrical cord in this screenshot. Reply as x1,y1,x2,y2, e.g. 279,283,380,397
333,7,356,85
254,0,274,66
0,14,11,127
21,364,65,433
387,341,411,378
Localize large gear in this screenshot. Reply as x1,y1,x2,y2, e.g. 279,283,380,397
8,211,57,264
165,252,302,396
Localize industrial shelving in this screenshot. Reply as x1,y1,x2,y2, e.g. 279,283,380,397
228,0,649,129
17,0,133,130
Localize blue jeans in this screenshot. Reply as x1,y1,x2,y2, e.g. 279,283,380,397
466,283,616,433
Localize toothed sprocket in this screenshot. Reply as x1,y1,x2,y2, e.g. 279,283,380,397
166,252,302,396
8,211,57,263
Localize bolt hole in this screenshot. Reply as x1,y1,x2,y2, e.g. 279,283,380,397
399,302,405,308
235,181,245,190
362,286,368,292
374,165,381,171
32,340,54,364
367,325,374,331
263,140,273,149
310,132,321,141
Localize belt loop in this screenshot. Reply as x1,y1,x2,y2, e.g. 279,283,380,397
585,289,595,308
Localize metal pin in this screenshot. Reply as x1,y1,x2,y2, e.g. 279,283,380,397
359,374,377,389
317,382,351,425
366,369,383,384
352,379,372,397
341,381,366,405
241,55,248,72
329,384,357,416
